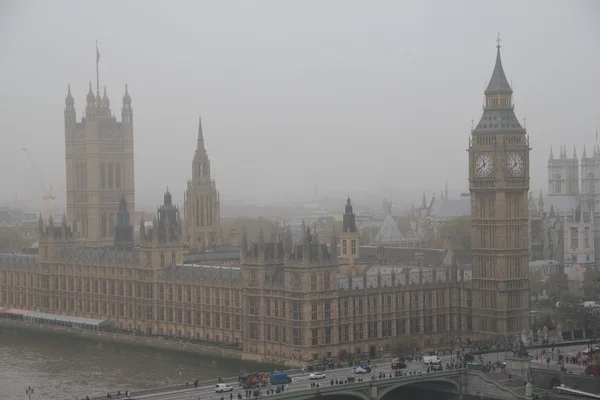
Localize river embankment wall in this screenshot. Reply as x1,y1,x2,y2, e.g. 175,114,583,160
0,318,250,362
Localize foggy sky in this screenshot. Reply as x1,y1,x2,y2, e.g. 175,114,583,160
1,0,599,211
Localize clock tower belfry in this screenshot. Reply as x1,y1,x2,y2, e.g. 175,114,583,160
468,37,531,343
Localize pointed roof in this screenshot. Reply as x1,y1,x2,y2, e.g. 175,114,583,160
485,42,513,95
197,116,204,142
374,213,404,244
122,83,131,104
118,194,128,212
65,84,74,106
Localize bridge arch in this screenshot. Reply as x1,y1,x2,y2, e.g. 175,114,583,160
314,391,370,400
378,377,459,400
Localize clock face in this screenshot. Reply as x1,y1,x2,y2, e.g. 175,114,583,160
507,152,525,177
475,153,493,177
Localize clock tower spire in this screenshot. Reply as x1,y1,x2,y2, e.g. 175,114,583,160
468,38,530,344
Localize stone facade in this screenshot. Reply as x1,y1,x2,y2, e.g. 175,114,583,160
0,197,474,366
468,41,531,342
64,84,135,246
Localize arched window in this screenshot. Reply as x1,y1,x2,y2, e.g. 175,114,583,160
555,173,562,194
83,162,87,189
568,173,575,194
109,212,115,236
75,164,80,189
588,172,595,195
101,212,107,237
107,163,113,188
100,164,106,188
115,163,121,188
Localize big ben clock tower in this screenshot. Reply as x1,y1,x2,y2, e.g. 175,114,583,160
468,37,530,343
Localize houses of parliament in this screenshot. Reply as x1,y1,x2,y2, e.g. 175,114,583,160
0,42,529,366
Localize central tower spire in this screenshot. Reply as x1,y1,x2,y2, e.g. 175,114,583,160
184,115,221,252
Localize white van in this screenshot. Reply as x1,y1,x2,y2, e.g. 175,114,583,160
215,384,234,393
423,356,442,365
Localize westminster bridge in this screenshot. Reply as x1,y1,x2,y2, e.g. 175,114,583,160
94,370,527,400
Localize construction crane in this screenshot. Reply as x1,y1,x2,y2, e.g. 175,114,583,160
22,148,55,223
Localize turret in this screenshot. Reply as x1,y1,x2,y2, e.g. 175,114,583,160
38,213,44,236
121,83,133,125
86,82,95,108
114,194,134,250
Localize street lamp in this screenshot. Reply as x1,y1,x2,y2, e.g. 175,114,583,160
177,365,184,384
25,386,34,400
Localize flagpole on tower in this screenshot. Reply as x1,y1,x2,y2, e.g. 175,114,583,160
96,40,100,94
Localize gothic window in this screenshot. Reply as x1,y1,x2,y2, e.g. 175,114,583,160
75,164,80,189
585,227,590,248
108,163,114,188
342,240,347,255
571,227,578,249
101,213,107,237
568,173,575,194
351,239,357,255
588,173,595,195
83,162,87,188
100,164,106,189
195,196,200,227
208,196,212,227
79,163,84,189
109,212,115,236
115,163,121,188
200,196,204,227
554,173,561,194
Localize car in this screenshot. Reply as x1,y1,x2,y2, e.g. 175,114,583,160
309,373,326,380
391,361,407,369
354,366,370,374
215,384,234,393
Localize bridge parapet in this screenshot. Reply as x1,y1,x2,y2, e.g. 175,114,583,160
273,370,525,400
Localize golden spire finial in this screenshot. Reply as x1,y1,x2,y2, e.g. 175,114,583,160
496,32,501,49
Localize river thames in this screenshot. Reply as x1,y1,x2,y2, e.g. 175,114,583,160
0,327,277,400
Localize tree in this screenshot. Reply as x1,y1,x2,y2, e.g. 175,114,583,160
391,336,418,355
545,273,571,303
395,215,412,235
359,228,372,245
582,268,600,300
321,220,343,242
0,227,32,250
429,216,471,263
530,270,545,300
594,353,600,375
220,217,277,244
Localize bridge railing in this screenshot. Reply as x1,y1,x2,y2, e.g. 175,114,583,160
257,370,463,400
90,368,470,400
87,375,240,400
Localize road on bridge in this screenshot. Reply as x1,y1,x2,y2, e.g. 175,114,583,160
118,342,591,400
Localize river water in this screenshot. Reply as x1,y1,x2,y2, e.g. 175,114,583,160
0,327,279,400
0,327,504,400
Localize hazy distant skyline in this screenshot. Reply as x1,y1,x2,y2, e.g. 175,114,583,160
1,1,599,212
